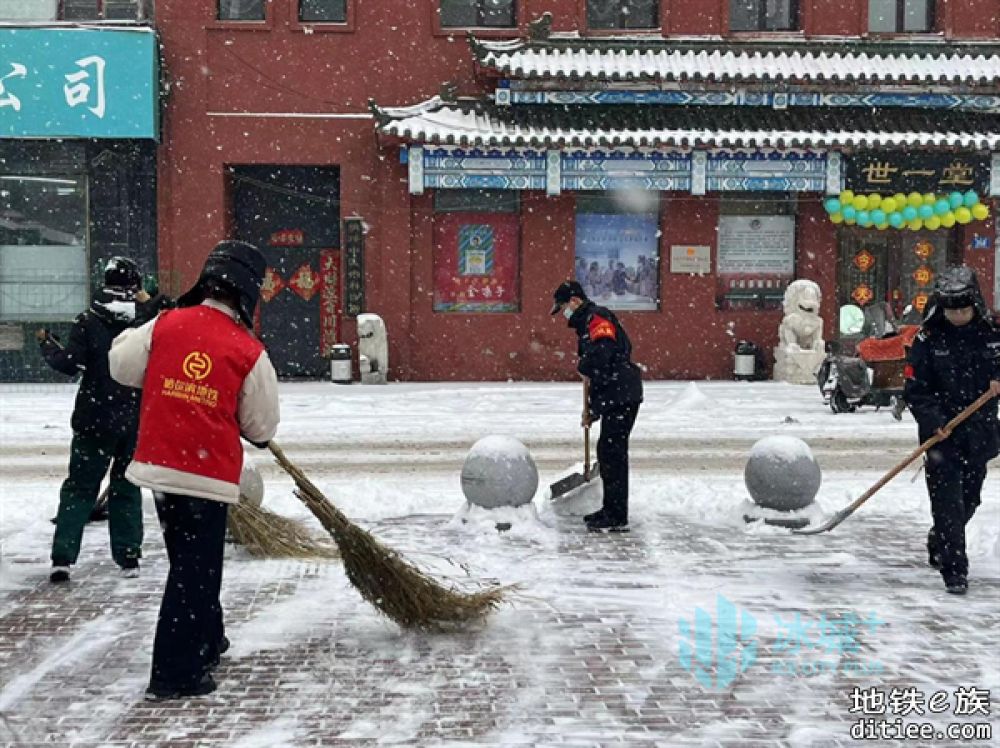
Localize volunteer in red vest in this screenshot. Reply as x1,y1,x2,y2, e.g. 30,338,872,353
110,240,279,700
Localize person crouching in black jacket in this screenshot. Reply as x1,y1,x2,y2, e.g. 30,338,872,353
37,257,149,583
551,280,643,532
904,267,1000,595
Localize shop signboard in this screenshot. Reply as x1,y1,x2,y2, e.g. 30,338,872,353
343,218,365,317
574,213,659,311
845,154,988,196
0,27,158,139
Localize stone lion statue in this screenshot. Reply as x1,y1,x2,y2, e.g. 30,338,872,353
778,279,824,353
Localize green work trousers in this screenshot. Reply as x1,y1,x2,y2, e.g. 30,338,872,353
51,431,143,568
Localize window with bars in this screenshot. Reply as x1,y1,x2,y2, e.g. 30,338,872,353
586,0,658,30
869,0,935,33
440,0,515,28
218,0,264,21
0,1,150,21
300,0,346,23
729,0,799,32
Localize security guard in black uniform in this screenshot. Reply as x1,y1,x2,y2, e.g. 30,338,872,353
551,280,643,532
904,267,1000,595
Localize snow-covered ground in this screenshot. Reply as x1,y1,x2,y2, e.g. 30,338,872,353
0,380,997,746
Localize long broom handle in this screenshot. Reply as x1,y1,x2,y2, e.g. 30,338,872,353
583,379,591,479
841,388,997,515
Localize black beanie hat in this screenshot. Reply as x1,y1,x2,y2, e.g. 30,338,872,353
177,240,266,327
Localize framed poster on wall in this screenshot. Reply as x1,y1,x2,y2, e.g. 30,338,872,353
574,212,659,311
432,212,520,312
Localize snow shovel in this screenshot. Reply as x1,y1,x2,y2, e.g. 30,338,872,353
550,379,601,499
795,387,997,535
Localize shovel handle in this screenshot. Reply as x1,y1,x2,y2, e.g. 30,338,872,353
583,379,591,479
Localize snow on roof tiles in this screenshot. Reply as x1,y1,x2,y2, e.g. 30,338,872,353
374,99,999,151
471,38,1000,85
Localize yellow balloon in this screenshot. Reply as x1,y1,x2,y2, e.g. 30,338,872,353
830,212,844,224
908,192,924,208
880,197,897,214
866,194,882,210
940,212,956,228
924,215,941,231
971,203,989,220
840,190,855,205
908,218,924,231
876,222,889,231
922,193,936,206
852,195,868,211
955,207,972,224
893,193,907,207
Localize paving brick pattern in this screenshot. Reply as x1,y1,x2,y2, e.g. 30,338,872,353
1,505,998,747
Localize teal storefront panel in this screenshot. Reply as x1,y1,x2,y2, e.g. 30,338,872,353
0,27,158,139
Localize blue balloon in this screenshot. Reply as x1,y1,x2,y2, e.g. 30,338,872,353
857,211,872,227
824,198,842,214
935,199,950,215
963,190,979,207
902,205,918,221
918,204,934,220
843,205,857,221
871,209,886,225
949,191,964,209
889,212,905,228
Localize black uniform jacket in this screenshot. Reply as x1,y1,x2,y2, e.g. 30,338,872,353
904,313,1000,462
39,289,143,439
568,301,643,418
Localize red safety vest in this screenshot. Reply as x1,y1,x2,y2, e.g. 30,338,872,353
133,306,264,487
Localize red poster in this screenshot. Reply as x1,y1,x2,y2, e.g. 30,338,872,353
432,212,520,312
319,250,340,356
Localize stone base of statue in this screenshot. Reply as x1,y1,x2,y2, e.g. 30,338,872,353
773,347,826,385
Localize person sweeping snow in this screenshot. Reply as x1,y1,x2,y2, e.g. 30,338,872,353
904,267,1000,595
110,240,279,700
550,280,643,532
38,257,147,583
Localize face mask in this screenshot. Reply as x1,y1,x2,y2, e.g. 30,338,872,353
562,305,574,320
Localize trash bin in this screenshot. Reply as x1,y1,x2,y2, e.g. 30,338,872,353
734,340,759,381
330,344,353,384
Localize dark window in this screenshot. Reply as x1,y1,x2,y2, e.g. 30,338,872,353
434,189,519,213
218,0,265,21
440,0,515,28
587,0,657,30
729,0,799,32
55,0,147,20
869,0,935,33
300,0,346,22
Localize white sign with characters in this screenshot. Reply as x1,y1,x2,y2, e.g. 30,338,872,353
670,245,711,274
717,215,795,275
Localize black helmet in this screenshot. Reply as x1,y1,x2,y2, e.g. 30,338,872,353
934,266,979,309
177,240,266,327
104,256,141,290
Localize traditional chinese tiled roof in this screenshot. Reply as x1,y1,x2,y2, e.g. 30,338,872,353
371,97,1000,150
470,36,1000,86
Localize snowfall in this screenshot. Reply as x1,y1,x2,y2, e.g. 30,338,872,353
1,379,997,747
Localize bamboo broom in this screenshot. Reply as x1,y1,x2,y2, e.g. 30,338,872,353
268,441,510,630
228,500,339,560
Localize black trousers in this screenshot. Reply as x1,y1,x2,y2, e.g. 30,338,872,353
925,444,987,580
150,492,228,689
596,402,640,523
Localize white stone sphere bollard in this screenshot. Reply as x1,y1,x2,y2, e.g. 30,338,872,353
461,435,539,509
239,459,264,508
744,436,821,512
